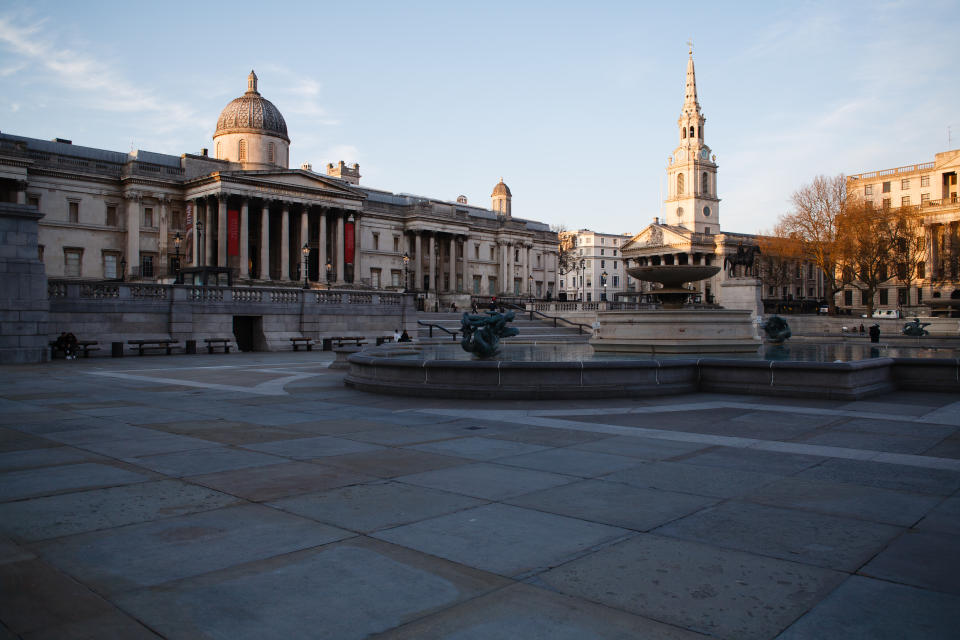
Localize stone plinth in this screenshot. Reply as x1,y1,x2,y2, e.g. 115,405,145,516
719,277,763,318
589,309,759,354
0,203,49,363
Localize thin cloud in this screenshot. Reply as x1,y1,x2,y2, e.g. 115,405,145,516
0,15,206,136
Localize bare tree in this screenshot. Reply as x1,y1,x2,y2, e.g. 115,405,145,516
838,199,891,317
757,223,803,301
551,224,577,276
880,205,927,309
778,175,852,314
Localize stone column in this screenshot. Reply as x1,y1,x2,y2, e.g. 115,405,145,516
415,233,423,291
260,201,270,280
428,234,437,295
300,206,309,282
158,196,169,266
204,198,214,267
16,181,27,205
191,199,200,267
240,198,250,279
461,235,469,293
125,192,140,278
336,212,345,284
217,197,228,267
350,213,360,283
280,203,290,281
0,203,49,363
319,208,327,282
447,236,455,292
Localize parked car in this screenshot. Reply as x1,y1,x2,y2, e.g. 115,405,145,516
872,309,901,319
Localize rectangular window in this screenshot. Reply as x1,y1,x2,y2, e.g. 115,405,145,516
488,277,497,295
917,287,923,302
882,198,891,209
921,193,930,204
103,253,118,279
704,226,711,234
393,236,400,252
587,292,592,301
882,181,891,193
38,245,44,262
473,276,481,294
879,289,888,306
489,247,495,260
141,254,154,278
372,233,379,251
864,184,873,196
917,262,925,278
901,196,910,207
68,201,79,223
600,249,605,256
370,268,381,288
171,210,183,230
28,195,40,209
143,207,154,228
560,279,565,289
901,179,910,190
897,288,907,305
613,250,617,256
106,204,118,227
808,287,814,297
613,275,619,287
474,244,480,260
613,261,618,269
921,175,930,187
391,270,401,287
844,289,853,306
601,260,606,269
64,249,82,277
613,239,618,245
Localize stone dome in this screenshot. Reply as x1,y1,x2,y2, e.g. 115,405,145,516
214,71,289,142
491,178,512,197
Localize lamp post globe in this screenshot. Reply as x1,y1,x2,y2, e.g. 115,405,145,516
601,270,608,302
173,232,183,284
325,260,332,287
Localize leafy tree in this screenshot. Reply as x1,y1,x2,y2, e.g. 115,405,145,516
837,199,891,317
757,223,803,300
880,205,926,308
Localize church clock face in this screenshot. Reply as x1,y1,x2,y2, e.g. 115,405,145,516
703,206,711,217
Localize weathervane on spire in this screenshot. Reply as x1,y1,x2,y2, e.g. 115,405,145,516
686,39,693,55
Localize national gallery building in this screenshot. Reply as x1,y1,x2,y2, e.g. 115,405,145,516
0,71,559,303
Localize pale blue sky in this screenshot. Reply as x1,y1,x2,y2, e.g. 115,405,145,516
1,1,957,234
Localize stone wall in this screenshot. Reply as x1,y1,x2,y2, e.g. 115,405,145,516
0,203,49,363
47,282,414,354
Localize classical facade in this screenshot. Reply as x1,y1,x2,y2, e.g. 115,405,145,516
558,229,635,301
0,71,559,303
844,150,960,313
621,50,825,307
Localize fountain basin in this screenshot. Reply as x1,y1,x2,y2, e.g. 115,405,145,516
342,344,960,400
590,309,760,354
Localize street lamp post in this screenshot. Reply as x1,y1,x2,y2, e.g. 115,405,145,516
528,274,535,320
601,270,608,302
120,257,127,282
173,232,183,284
301,243,310,290
402,252,410,292
325,259,332,288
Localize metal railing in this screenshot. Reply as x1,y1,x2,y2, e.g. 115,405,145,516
417,320,459,341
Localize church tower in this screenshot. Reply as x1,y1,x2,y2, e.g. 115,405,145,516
664,48,719,234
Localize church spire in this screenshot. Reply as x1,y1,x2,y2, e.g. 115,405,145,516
683,45,700,115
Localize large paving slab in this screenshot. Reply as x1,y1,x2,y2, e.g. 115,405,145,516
654,500,902,571
269,481,485,533
396,462,575,501
506,479,717,531
539,533,846,640
114,537,509,640
602,460,781,498
776,575,960,639
0,462,151,502
188,461,376,502
377,581,712,639
373,503,630,577
859,530,960,595
34,504,353,594
0,480,239,542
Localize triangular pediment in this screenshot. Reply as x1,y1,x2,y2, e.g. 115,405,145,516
623,224,694,251
230,170,362,195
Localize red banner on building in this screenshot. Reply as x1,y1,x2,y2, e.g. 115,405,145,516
344,220,355,264
228,209,240,257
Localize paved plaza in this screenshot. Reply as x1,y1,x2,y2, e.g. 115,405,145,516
1,351,958,639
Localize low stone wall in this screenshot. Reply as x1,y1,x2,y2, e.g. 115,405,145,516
782,314,960,337
47,281,415,354
345,348,957,400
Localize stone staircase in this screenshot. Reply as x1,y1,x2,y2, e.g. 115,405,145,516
413,309,590,344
